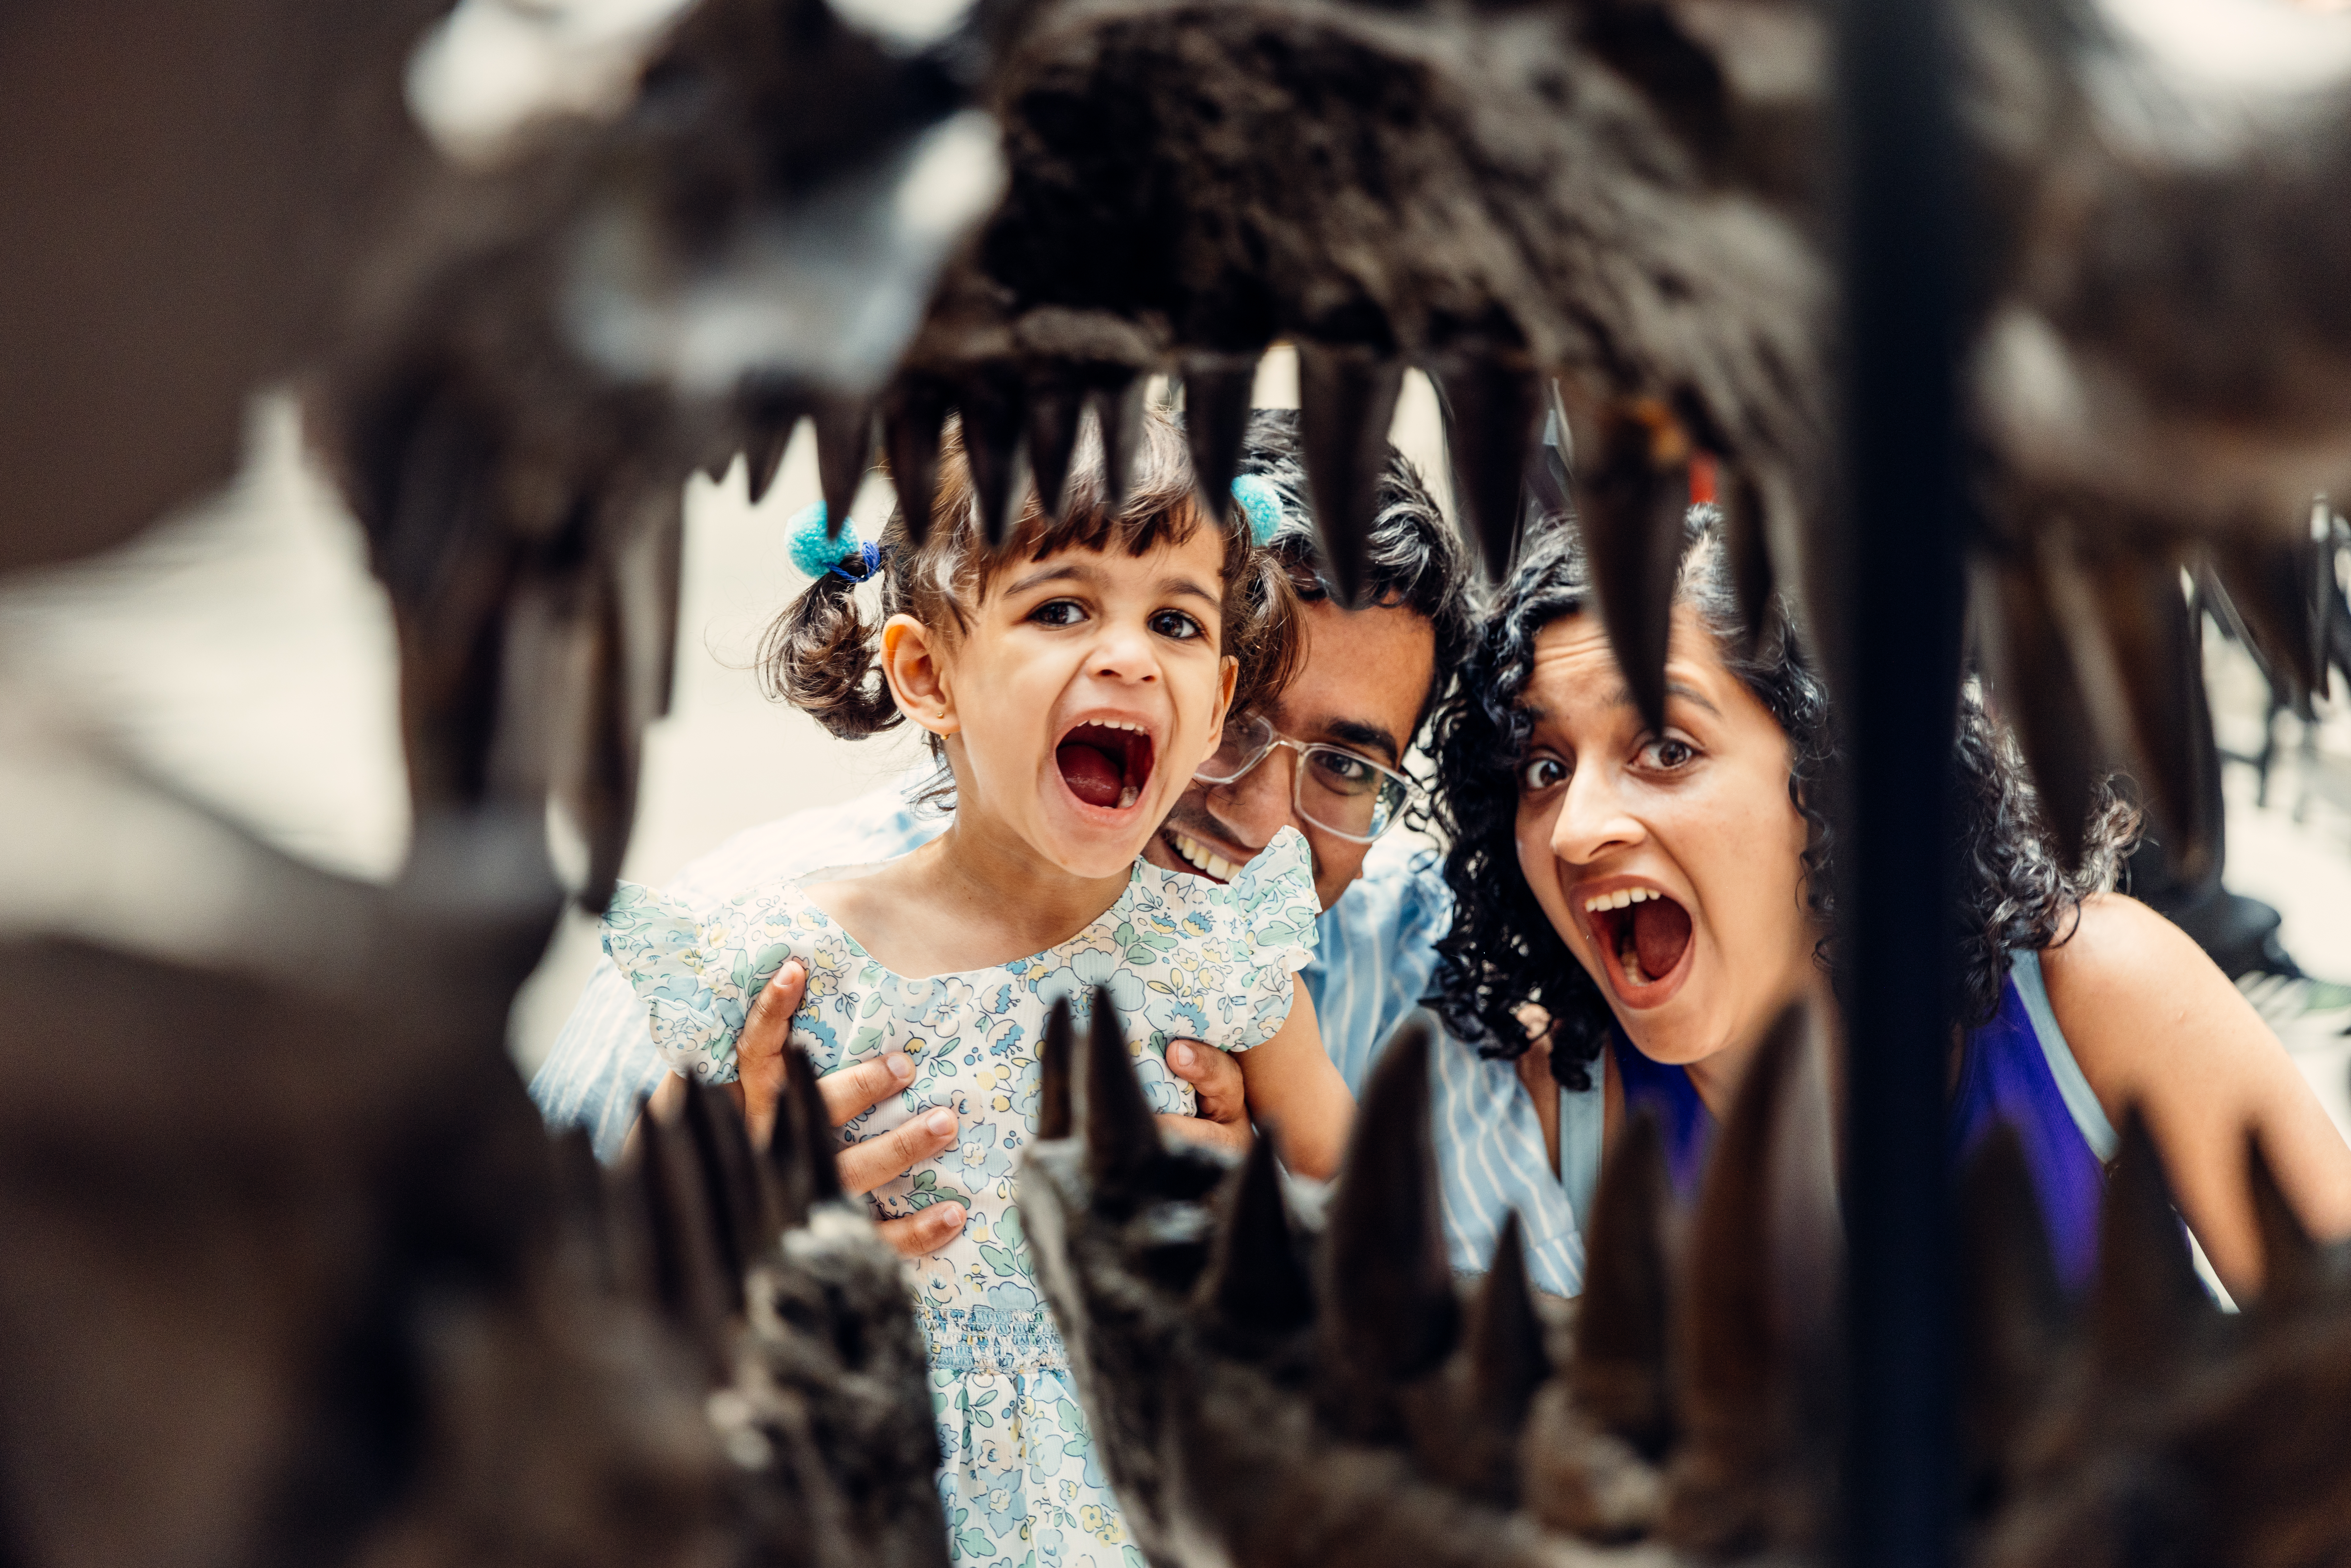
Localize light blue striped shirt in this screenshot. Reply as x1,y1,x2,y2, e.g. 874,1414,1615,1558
529,769,1602,1295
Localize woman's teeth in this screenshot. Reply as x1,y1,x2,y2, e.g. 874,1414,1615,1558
1169,830,1240,881
1584,886,1662,914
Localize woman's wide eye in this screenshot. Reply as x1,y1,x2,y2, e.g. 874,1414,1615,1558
1519,755,1568,794
1641,736,1698,770
1030,599,1086,629
1149,609,1206,641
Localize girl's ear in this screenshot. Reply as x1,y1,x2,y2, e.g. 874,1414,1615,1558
881,615,959,736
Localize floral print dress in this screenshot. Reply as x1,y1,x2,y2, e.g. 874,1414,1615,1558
601,826,1320,1568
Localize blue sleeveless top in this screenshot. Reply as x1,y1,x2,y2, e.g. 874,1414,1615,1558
1612,950,2118,1293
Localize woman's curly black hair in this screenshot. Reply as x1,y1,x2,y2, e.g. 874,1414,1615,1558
1427,508,2137,1091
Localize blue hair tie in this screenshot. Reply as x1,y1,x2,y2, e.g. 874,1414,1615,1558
1230,473,1285,545
786,501,883,581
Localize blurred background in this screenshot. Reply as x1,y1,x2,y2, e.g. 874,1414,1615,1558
7,0,2351,1129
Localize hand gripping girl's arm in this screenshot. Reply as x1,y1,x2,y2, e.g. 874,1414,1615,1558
1236,982,1355,1180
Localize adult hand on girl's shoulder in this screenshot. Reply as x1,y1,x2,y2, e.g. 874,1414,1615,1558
2041,891,2351,1296
1161,1039,1252,1155
721,960,968,1260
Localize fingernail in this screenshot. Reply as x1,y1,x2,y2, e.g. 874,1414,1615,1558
1168,1041,1193,1069
926,1109,957,1137
886,1051,914,1081
940,1204,966,1227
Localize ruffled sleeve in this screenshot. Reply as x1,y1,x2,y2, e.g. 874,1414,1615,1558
599,880,807,1084
1125,826,1321,1055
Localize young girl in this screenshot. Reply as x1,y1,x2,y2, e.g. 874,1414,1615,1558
601,407,1355,1566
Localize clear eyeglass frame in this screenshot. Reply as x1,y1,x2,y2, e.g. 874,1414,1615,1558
1190,713,1420,844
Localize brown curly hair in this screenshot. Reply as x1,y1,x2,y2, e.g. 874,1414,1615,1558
758,404,1301,806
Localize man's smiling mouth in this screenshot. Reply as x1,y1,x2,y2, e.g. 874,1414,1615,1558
1164,827,1242,882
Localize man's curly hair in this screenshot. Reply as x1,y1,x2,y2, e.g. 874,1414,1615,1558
1427,508,2137,1092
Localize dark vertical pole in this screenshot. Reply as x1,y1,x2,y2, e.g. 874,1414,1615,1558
1836,0,1964,1561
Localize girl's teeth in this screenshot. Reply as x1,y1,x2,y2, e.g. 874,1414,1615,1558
1115,785,1138,809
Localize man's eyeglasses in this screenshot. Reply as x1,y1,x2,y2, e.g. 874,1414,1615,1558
1191,714,1419,843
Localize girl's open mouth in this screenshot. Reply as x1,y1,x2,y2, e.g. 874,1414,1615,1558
1055,719,1157,813
1582,885,1694,1007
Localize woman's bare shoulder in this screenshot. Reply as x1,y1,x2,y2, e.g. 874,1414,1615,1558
2036,890,2205,999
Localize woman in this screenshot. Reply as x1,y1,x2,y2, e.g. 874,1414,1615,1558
1429,511,2351,1298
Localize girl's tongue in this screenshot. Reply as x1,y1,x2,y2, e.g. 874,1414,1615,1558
1055,722,1151,811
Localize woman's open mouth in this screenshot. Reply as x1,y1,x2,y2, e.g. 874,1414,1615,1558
1054,719,1157,814
1582,884,1695,1007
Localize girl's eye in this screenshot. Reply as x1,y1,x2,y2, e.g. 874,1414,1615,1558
1030,599,1087,629
1519,755,1568,794
1640,736,1699,770
1149,609,1206,641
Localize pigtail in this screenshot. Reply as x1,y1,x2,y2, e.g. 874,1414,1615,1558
757,553,903,738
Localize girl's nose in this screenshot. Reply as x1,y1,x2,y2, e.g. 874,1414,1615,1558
1089,619,1161,683
1549,764,1644,866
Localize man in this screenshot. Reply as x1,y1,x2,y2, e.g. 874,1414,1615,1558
533,407,1479,1255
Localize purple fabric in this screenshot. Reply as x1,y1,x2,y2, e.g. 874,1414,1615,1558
1946,975,2110,1295
1612,1027,1718,1201
1606,969,2107,1294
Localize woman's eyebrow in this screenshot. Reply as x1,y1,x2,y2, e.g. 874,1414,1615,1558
1593,680,1722,717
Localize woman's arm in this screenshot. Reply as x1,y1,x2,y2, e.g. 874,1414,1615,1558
1235,982,1356,1180
2041,892,2351,1297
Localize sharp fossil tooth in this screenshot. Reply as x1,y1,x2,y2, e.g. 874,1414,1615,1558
682,1074,768,1289
1570,1108,1676,1459
1182,352,1258,524
1025,365,1085,521
2245,1129,2318,1309
1036,995,1076,1141
1196,1129,1314,1338
2077,541,2211,884
1297,343,1406,609
1436,359,1544,584
1577,397,1694,736
1083,985,1162,1198
2092,1108,2214,1390
1722,465,1776,653
1090,371,1148,512
812,398,874,541
884,376,952,545
1317,1017,1458,1444
1974,547,2100,874
1957,1124,2065,1517
566,568,637,912
1467,1211,1551,1466
638,1100,736,1378
611,482,683,734
744,396,799,507
2208,523,2328,718
605,1103,661,1306
958,366,1027,550
550,1124,615,1292
1665,999,1835,1554
772,1039,844,1222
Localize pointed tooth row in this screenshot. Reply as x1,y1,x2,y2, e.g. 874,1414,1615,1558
1584,887,1661,913
882,362,1151,545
